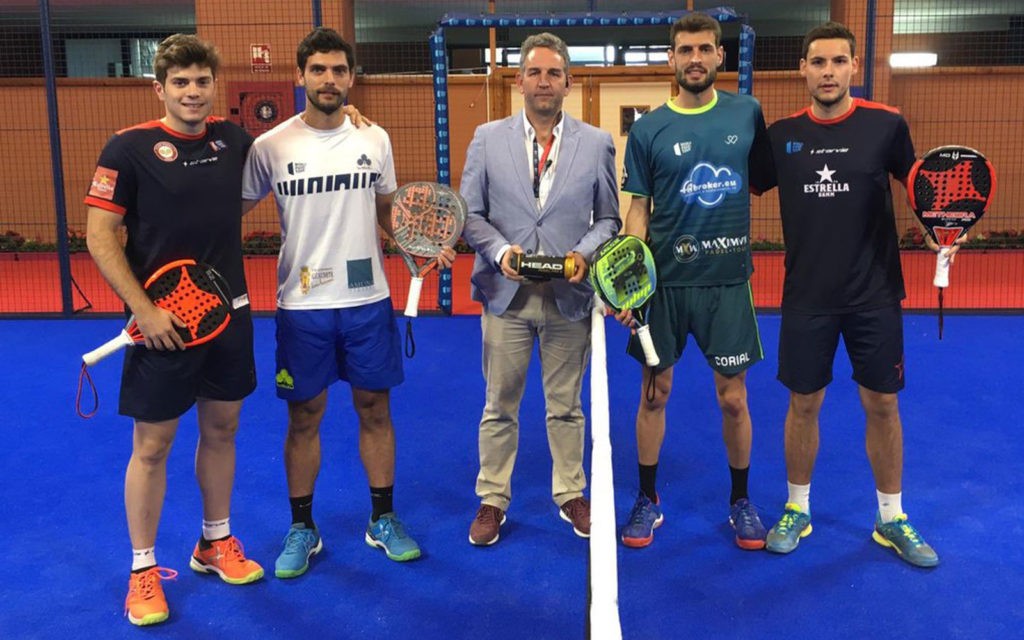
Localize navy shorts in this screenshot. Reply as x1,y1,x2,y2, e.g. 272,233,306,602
778,303,905,394
274,298,404,401
119,307,256,422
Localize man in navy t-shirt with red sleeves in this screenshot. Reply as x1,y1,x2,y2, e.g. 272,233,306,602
751,21,939,567
85,34,264,626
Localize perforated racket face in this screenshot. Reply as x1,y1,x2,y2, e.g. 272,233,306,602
143,259,232,345
909,146,995,247
589,235,657,310
391,182,467,258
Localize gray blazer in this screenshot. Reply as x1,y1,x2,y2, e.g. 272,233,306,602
460,111,621,322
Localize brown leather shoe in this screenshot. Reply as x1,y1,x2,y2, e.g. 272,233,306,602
469,504,506,546
559,497,591,538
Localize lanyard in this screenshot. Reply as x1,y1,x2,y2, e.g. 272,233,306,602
532,133,556,199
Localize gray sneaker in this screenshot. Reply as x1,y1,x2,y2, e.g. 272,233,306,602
765,503,812,554
872,512,939,568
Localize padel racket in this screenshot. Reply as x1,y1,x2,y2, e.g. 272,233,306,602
907,145,995,338
81,259,233,366
390,181,467,318
590,235,659,367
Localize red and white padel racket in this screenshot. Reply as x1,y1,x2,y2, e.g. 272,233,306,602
77,259,232,417
907,145,995,338
390,181,467,318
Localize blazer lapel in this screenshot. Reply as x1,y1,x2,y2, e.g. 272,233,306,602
505,114,535,209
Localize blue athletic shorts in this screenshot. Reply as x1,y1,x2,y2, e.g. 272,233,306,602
274,298,404,401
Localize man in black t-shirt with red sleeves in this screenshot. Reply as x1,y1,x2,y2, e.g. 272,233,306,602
751,21,939,568
85,34,264,626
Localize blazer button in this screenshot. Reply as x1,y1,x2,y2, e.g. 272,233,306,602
526,249,534,255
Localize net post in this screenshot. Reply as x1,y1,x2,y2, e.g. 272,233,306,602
588,296,622,640
430,26,453,313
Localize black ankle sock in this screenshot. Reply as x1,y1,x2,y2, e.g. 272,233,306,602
289,494,315,529
198,533,231,550
639,463,658,502
729,465,750,505
370,485,394,521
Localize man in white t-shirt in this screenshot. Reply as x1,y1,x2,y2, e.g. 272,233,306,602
242,27,453,577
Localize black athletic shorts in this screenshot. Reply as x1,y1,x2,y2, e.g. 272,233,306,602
119,307,256,421
777,303,905,395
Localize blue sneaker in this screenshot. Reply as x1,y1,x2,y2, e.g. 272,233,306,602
365,513,421,562
765,503,812,554
274,523,323,579
621,492,663,548
872,512,939,568
729,498,767,550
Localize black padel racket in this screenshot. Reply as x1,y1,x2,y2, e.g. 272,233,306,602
908,145,995,337
590,235,659,367
77,259,233,417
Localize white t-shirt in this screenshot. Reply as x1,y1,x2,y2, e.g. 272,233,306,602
243,114,397,309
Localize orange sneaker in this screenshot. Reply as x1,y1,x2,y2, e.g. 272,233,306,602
124,566,177,626
188,536,264,584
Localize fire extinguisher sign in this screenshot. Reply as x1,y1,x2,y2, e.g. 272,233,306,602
251,44,271,73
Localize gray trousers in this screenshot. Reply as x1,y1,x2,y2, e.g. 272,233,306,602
475,282,591,511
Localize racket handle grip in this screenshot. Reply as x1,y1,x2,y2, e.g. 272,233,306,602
82,329,134,366
404,276,424,317
933,247,951,288
636,324,660,368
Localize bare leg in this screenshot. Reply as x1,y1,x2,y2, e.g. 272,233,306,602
713,371,752,469
195,399,242,521
285,390,328,497
636,366,674,465
352,388,395,488
784,389,826,485
125,419,179,549
860,387,902,494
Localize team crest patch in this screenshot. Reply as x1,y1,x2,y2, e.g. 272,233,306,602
153,141,178,162
88,166,118,200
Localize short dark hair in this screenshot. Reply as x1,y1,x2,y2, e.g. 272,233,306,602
670,13,722,48
297,27,355,71
802,21,856,59
153,34,219,84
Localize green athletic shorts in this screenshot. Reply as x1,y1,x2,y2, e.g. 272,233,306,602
626,281,763,375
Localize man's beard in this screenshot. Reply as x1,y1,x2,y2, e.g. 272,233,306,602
307,88,345,115
676,66,717,95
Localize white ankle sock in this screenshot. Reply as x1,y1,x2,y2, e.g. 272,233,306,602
202,517,231,541
877,491,903,523
787,482,811,514
132,547,156,571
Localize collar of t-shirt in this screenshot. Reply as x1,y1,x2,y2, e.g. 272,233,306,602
522,110,565,210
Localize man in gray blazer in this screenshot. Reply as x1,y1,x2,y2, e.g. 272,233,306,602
461,32,621,546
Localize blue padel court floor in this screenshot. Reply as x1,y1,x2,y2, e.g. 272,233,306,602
0,314,1021,639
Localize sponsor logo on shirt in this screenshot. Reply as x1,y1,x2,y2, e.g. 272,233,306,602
785,140,803,154
153,141,178,162
620,166,629,189
287,162,306,175
357,153,372,168
803,164,850,198
673,234,700,263
88,166,118,200
725,135,739,145
673,141,692,156
679,162,742,208
275,171,380,197
701,234,748,256
208,139,227,152
810,147,849,155
299,265,334,295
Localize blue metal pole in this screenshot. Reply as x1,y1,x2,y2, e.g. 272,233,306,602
312,0,322,28
39,0,74,315
863,0,876,100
